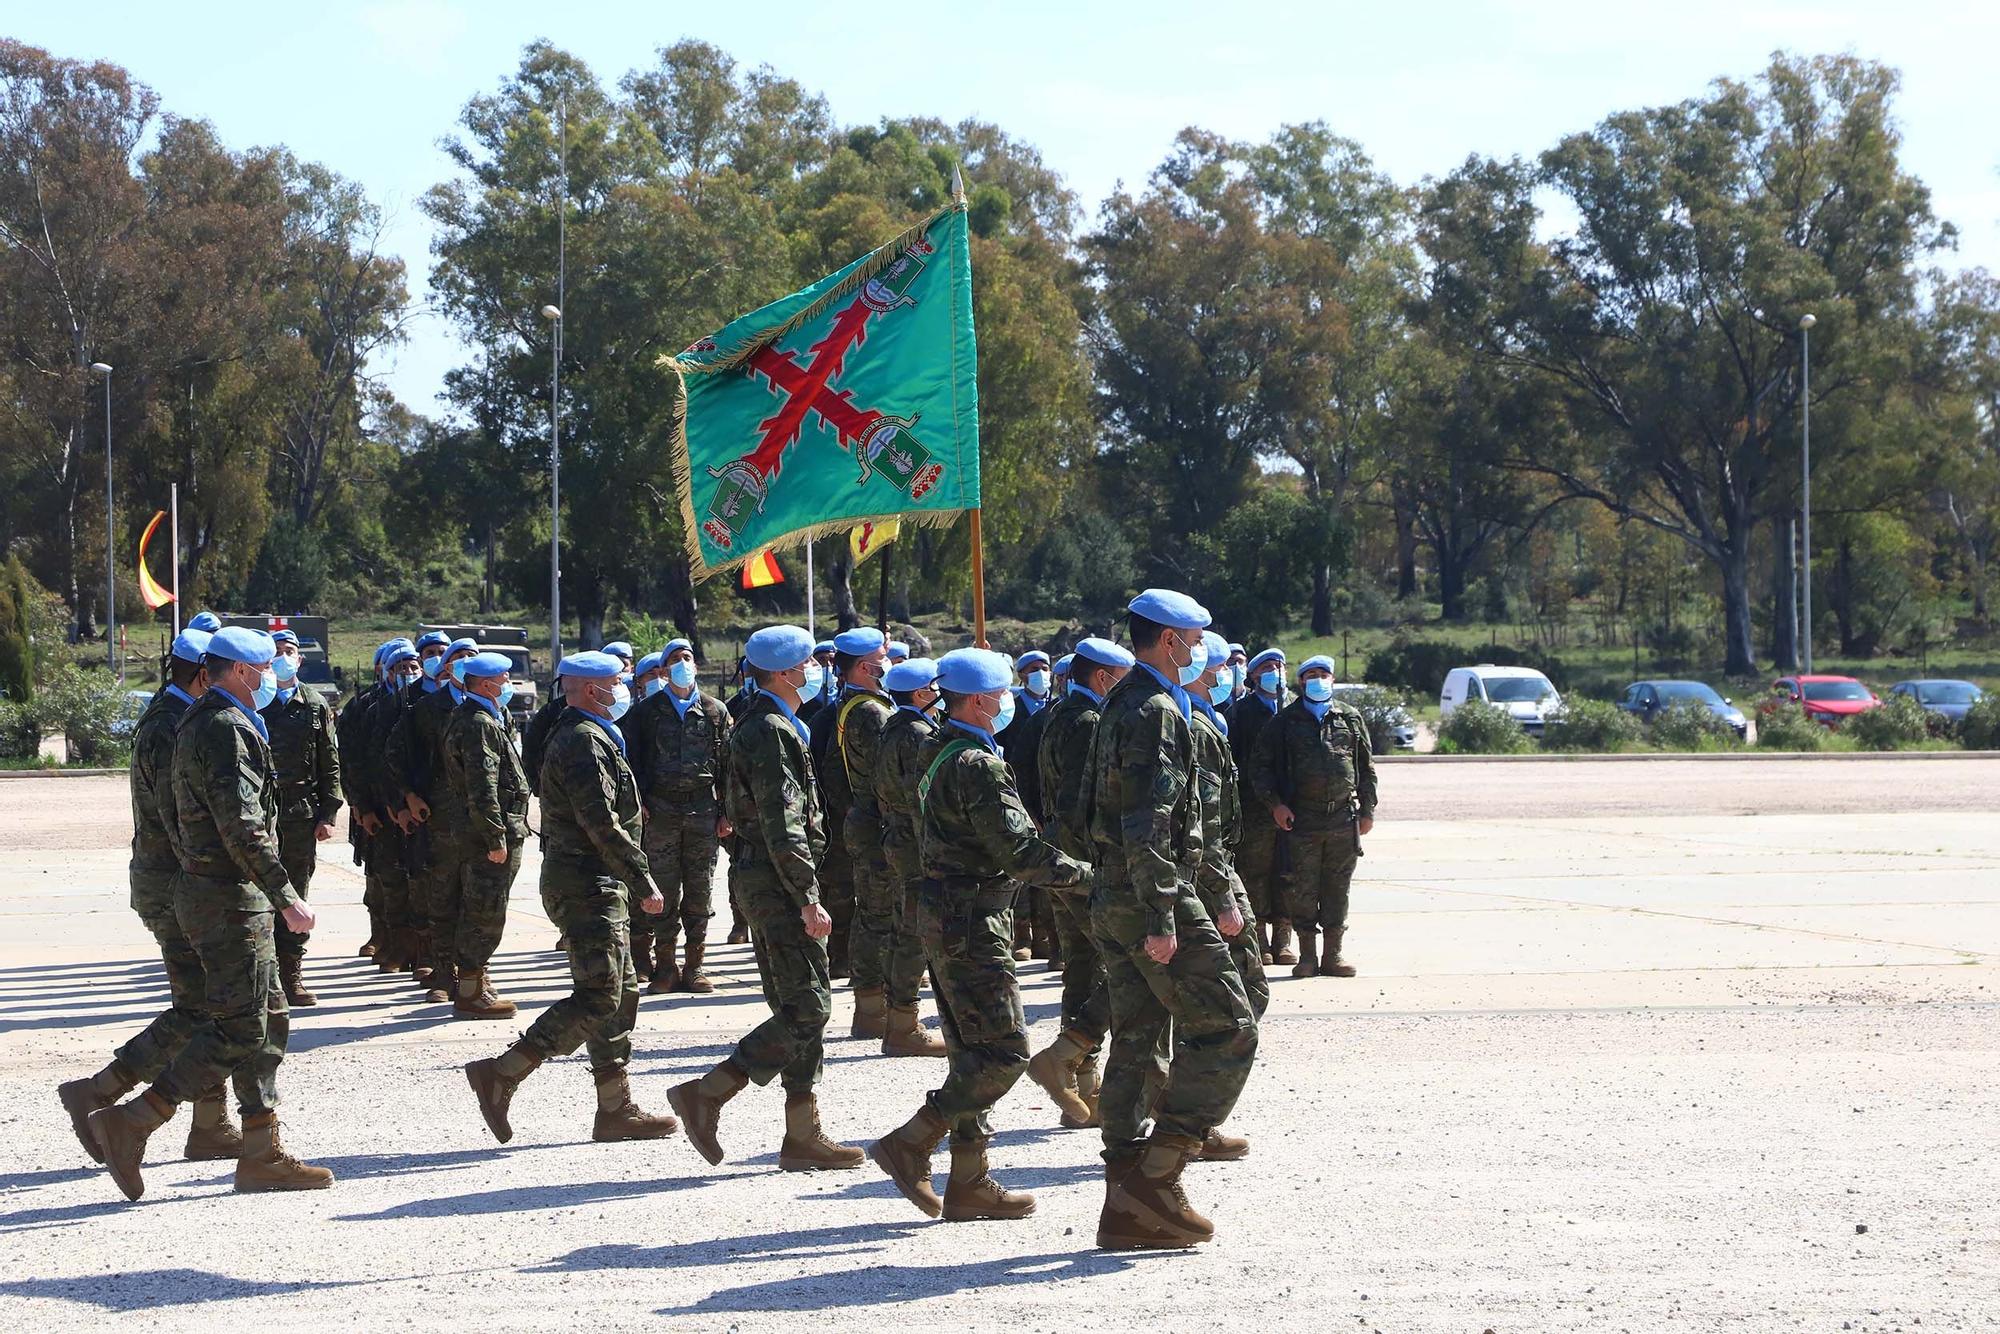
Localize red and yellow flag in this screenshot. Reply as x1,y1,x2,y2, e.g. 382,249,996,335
740,547,784,590
850,518,900,566
137,511,175,610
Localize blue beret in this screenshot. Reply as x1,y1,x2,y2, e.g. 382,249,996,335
1072,636,1136,671
1128,588,1210,630
415,631,451,652
886,641,910,661
1201,631,1229,664
663,638,692,658
815,640,836,655
208,626,276,666
447,637,478,658
170,629,212,663
1228,643,1246,657
883,657,938,693
187,611,222,632
936,647,1012,694
746,624,815,672
1247,648,1286,673
1300,655,1336,676
1054,654,1075,674
271,629,298,649
384,644,418,668
602,641,634,661
560,650,623,680
635,652,664,676
833,627,885,655
1015,651,1051,670
374,638,411,665
461,651,514,680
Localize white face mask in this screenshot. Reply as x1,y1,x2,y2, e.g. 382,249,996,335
607,681,633,721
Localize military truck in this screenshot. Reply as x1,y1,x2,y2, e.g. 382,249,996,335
418,623,538,727
215,613,340,708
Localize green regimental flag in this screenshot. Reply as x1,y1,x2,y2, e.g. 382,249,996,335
662,199,979,581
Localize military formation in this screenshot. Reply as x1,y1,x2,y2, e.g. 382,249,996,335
57,589,1378,1253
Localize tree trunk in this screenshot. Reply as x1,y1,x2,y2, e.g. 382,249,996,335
1310,562,1332,636
664,554,704,662
481,523,496,615
1437,542,1468,622
1720,540,1756,676
1970,539,1990,624
1834,538,1858,656
828,547,859,629
1769,514,1798,671
1393,490,1419,600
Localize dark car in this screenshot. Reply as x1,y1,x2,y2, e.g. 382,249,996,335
1616,680,1748,738
1887,679,1984,724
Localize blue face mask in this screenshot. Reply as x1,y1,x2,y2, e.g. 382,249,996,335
1175,637,1209,687
496,684,515,710
272,654,298,683
607,681,632,722
251,667,279,711
801,664,826,698
1207,679,1234,706
450,658,470,685
645,678,667,698
990,690,1017,735
422,654,443,679
1026,669,1050,695
669,659,697,689
1303,676,1333,703
1258,669,1281,693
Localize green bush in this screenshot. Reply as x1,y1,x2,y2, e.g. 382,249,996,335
1959,693,2000,750
31,663,127,764
1650,698,1740,751
1540,697,1644,752
1846,692,1937,751
1335,685,1412,752
1436,700,1533,754
0,697,37,758
1755,701,1830,751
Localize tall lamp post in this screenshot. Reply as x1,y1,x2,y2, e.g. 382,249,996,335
90,362,115,674
1798,313,1816,673
542,304,562,670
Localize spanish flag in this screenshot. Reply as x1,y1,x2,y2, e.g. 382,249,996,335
850,518,900,566
740,547,784,590
137,511,175,610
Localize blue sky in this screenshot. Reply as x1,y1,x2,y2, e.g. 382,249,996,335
15,1,1998,413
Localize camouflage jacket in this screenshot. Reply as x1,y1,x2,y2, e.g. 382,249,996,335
1035,689,1103,861
996,695,1054,820
539,709,650,888
1190,702,1252,918
357,681,418,819
520,690,567,796
385,682,460,817
1249,697,1377,823
916,723,1088,891
443,695,531,854
129,686,197,876
836,688,894,827
806,691,854,833
1086,665,1201,935
725,691,825,907
169,691,298,911
1228,690,1286,815
626,686,731,810
335,684,381,814
873,705,938,885
260,688,343,825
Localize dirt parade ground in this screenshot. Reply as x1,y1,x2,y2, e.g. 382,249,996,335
0,756,1994,1332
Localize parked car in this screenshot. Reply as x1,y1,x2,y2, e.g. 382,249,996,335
1327,683,1418,748
1615,680,1748,738
1770,674,1880,727
110,688,153,741
1440,664,1562,737
1887,679,1984,724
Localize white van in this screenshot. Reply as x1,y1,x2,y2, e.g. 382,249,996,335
1440,664,1562,737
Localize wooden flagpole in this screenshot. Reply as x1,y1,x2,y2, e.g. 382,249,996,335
948,163,987,650
877,534,892,634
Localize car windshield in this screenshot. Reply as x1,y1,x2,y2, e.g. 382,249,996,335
1482,675,1553,703
1916,682,1981,705
1656,682,1725,705
1802,680,1871,702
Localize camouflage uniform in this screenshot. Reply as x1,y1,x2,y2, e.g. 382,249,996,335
1227,691,1287,929
806,699,856,973
524,709,653,1069
998,696,1057,956
1087,666,1258,1150
260,687,342,962
521,690,566,795
1249,697,1376,938
335,684,382,943
386,683,469,975
916,724,1088,1141
152,692,301,1115
625,684,731,978
1035,689,1110,1043
1190,703,1268,1017
872,705,940,1010
837,686,902,995
440,694,531,972
360,682,422,951
722,691,832,1091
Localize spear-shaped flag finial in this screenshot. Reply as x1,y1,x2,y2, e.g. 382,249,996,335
951,163,965,205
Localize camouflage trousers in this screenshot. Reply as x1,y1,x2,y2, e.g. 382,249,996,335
728,862,831,1094
447,840,520,971
919,879,1029,1144
634,799,721,964
114,868,205,1082
816,838,855,975
878,875,931,1008
1091,885,1258,1148
366,823,422,935
152,876,289,1117
1194,882,1270,1021
845,812,899,995
1237,816,1284,923
1049,889,1109,1044
1283,821,1360,934
275,817,319,960
522,866,641,1070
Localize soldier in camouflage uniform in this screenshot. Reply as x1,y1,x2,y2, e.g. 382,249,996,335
1249,654,1376,979
1229,648,1293,965
440,653,531,1020
360,642,427,981
871,649,1090,1223
260,629,342,1007
464,652,677,1144
627,638,732,995
795,640,837,726
58,630,241,1167
87,627,333,1200
1025,637,1132,1128
805,654,856,978
829,626,904,1038
667,625,864,1174
1088,591,1258,1250
869,658,949,1059
387,635,478,1001
521,658,572,796
337,642,390,958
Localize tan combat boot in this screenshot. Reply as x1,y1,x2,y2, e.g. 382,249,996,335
646,931,680,995
454,968,517,1019
184,1086,244,1160
1099,1134,1214,1250
869,1104,948,1216
679,932,715,994
58,1059,136,1164
465,1041,544,1144
881,1004,947,1058
1292,927,1320,979
942,1138,1036,1222
1069,1049,1103,1130
666,1058,748,1165
87,1090,176,1201
778,1092,864,1171
279,953,316,1007
410,929,436,986
1271,920,1298,966
850,985,888,1039
1026,1030,1092,1125
234,1112,335,1192
591,1068,680,1142
1197,1128,1250,1162
1325,929,1356,978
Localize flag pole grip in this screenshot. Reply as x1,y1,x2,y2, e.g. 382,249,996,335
969,508,987,649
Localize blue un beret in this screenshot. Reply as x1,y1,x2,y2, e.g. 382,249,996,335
560,650,623,680
663,638,693,658
1127,588,1211,630
384,644,419,668
461,651,514,680
636,652,664,676
1055,654,1075,675
187,611,222,632
1247,648,1287,673
936,648,1012,694
271,629,298,649
208,626,276,666
746,625,815,672
1201,631,1229,665
883,657,939,693
1015,651,1051,670
170,629,212,664
446,637,478,658
415,631,451,652
1072,636,1135,671
1300,655,1336,676
815,640,836,655
833,627,885,656
602,641,634,662
887,640,910,662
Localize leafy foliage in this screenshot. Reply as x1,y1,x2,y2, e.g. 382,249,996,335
1755,702,1832,751
1845,692,1933,751
1649,699,1741,751
1436,700,1533,754
1958,694,2000,750
1540,698,1643,752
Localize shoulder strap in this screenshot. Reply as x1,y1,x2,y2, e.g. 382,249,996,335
916,737,977,817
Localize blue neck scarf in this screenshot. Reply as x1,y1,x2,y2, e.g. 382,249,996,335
164,684,197,709
756,686,810,744
221,691,269,742
1192,696,1228,735
1135,662,1192,720
946,718,999,753
580,712,627,756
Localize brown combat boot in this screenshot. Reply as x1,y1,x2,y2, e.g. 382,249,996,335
591,1068,680,1141
87,1090,175,1201
680,929,715,994
1272,921,1299,966
778,1092,864,1171
465,1041,544,1144
869,1104,948,1216
850,985,887,1039
453,968,517,1019
234,1111,334,1192
881,1004,947,1058
726,914,749,946
943,1138,1035,1221
1099,1134,1213,1249
1102,1142,1143,1186
1292,927,1320,979
184,1086,243,1160
425,959,458,1005
666,1058,748,1165
1026,1030,1092,1125
1070,1051,1103,1130
1197,1128,1250,1162
279,954,317,1007
58,1059,136,1164
376,925,410,972
1326,929,1356,977
647,931,680,995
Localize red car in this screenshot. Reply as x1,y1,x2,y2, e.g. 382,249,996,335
1771,675,1881,726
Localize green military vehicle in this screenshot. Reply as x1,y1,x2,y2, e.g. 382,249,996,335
215,613,341,708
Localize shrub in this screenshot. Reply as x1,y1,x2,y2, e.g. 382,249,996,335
1846,692,1936,751
1650,699,1740,751
0,697,37,758
1960,693,2000,750
31,663,127,764
1436,700,1533,754
1335,685,1412,752
1540,697,1644,752
1755,701,1829,751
